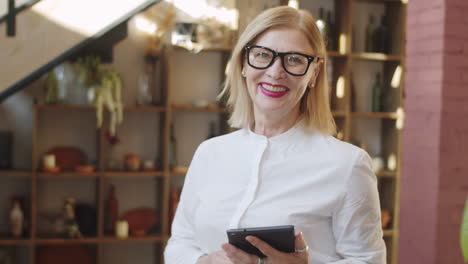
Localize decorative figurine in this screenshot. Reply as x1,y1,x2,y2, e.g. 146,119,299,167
9,197,24,238
63,197,82,238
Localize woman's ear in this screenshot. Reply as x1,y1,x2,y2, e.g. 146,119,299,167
308,60,323,88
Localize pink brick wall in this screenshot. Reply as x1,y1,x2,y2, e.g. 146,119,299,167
400,1,444,263
437,0,468,262
401,0,468,263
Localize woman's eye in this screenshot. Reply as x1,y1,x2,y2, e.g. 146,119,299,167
255,52,270,58
288,56,305,64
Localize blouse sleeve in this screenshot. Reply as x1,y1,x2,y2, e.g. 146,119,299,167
164,142,209,264
329,149,387,264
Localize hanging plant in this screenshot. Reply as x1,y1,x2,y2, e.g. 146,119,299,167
73,55,123,137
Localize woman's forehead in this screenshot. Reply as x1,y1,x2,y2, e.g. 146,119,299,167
252,27,315,54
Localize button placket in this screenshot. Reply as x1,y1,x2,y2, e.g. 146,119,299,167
228,137,268,228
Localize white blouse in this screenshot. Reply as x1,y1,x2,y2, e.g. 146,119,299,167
164,122,386,264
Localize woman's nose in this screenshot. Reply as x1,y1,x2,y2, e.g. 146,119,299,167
266,57,287,79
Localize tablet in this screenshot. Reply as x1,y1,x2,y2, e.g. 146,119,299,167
226,225,295,258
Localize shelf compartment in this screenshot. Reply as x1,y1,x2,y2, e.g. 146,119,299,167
329,56,349,112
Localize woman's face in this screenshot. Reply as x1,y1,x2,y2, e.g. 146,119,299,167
243,26,319,120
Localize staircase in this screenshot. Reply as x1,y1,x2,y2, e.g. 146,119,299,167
0,0,161,102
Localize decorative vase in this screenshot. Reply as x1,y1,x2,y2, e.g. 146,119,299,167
105,185,119,233
9,198,23,238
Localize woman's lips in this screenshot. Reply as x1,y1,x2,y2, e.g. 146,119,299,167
259,83,289,98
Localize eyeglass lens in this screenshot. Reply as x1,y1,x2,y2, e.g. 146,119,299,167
248,46,311,75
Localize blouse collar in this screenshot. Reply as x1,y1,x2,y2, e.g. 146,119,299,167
246,118,308,145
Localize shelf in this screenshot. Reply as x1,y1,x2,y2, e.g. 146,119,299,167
332,111,347,117
36,237,100,245
351,53,402,62
37,172,100,178
0,238,32,245
355,0,404,3
171,166,188,176
377,170,397,178
123,105,167,112
100,235,164,243
0,236,164,245
171,103,227,113
383,229,394,237
327,51,347,58
352,112,398,119
173,44,232,52
36,104,167,112
103,171,164,178
36,104,95,111
0,170,32,177
36,171,165,178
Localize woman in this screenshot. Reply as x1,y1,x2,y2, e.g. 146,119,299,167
165,6,386,264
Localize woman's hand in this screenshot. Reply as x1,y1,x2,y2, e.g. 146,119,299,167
197,250,234,264
221,232,310,264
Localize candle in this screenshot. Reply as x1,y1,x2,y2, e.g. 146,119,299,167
387,153,397,171
116,220,129,238
43,154,56,169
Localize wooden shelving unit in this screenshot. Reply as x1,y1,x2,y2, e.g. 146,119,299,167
0,87,170,262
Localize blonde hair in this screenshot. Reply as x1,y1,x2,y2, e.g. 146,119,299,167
219,6,336,136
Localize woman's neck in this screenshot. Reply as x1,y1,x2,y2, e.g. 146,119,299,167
252,109,300,138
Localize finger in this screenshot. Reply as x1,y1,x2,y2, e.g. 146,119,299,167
245,236,279,258
221,243,254,263
294,232,309,254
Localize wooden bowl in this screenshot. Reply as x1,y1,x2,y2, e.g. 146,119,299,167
121,208,158,236
46,147,86,170
75,165,95,173
42,166,61,173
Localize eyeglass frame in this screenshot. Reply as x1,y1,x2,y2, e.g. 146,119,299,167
244,45,323,76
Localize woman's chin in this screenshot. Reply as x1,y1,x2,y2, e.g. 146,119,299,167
254,102,289,115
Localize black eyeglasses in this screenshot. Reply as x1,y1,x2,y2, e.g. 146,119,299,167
244,45,321,76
